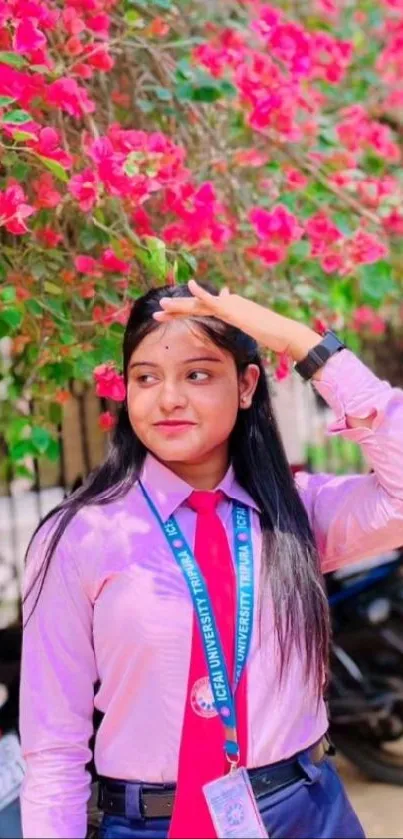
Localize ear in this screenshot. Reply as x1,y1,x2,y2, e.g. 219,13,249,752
238,364,260,410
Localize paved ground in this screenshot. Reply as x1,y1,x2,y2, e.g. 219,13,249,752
338,754,402,838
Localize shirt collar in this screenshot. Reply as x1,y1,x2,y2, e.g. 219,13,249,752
139,453,260,522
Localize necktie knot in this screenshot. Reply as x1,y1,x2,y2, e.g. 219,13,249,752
187,490,223,515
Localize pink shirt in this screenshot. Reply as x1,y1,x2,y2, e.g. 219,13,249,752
20,350,403,838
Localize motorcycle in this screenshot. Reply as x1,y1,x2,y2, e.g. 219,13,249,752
327,549,403,784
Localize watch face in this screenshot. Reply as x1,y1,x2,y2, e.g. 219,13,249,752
295,332,345,380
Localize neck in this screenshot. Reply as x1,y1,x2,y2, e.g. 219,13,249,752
163,445,229,490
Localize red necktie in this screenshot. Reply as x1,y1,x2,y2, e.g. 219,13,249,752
168,491,248,839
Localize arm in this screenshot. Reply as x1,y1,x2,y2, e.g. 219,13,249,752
295,349,403,572
20,521,97,838
155,281,403,571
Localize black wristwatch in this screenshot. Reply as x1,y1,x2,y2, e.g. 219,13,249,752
294,330,345,381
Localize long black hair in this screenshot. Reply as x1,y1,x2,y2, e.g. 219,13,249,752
25,283,329,691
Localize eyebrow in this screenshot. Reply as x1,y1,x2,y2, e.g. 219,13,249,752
129,355,223,370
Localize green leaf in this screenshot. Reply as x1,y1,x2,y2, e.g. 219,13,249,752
0,96,16,107
12,130,38,142
361,260,396,306
37,155,69,183
79,224,110,249
2,109,32,124
360,261,395,304
5,416,30,446
124,9,145,26
10,160,31,181
176,77,236,103
0,308,23,330
46,438,60,461
0,286,16,304
44,280,63,295
155,86,173,101
137,237,167,281
174,255,194,284
15,464,35,480
137,99,155,114
42,361,74,385
26,298,43,316
31,425,53,455
9,440,37,461
0,52,26,68
49,403,63,425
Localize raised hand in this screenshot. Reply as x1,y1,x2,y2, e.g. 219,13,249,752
154,280,320,360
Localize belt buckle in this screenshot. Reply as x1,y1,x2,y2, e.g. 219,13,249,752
142,790,174,819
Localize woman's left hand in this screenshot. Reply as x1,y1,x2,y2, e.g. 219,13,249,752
154,280,321,362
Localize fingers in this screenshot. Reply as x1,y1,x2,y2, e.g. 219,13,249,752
152,296,207,322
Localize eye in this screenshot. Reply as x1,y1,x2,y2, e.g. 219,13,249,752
137,373,158,385
188,370,210,382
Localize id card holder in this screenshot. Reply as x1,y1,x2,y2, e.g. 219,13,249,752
203,767,268,838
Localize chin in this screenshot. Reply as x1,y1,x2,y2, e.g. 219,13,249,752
148,440,207,465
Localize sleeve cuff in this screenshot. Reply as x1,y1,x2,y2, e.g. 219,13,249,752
312,349,392,434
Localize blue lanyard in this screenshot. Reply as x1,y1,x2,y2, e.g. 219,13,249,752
139,482,254,764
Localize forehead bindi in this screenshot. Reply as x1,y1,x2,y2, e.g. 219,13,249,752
130,322,226,366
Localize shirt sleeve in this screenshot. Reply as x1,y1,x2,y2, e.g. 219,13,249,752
295,350,403,574
20,519,97,839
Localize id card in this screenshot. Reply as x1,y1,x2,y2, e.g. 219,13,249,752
203,767,268,839
0,732,25,811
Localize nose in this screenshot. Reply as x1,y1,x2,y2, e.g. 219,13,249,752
159,379,188,413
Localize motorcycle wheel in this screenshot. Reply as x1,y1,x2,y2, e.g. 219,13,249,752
332,730,403,785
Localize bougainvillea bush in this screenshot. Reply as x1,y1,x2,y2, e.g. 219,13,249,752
0,0,402,473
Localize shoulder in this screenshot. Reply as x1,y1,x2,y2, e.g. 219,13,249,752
27,481,150,569
24,482,152,600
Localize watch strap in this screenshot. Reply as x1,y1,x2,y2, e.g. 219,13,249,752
294,331,345,381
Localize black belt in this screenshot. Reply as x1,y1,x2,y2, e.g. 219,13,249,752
98,738,330,820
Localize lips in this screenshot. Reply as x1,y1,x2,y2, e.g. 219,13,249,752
154,421,196,427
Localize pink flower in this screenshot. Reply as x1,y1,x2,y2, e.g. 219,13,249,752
132,207,154,236
383,210,403,236
284,168,308,191
46,78,95,118
305,212,342,249
98,411,116,432
320,253,344,274
352,307,386,336
32,173,62,209
74,255,99,275
233,149,269,167
14,19,47,55
35,226,63,248
93,364,126,402
148,17,170,38
348,231,388,265
86,13,110,37
69,169,99,211
247,243,286,266
101,249,131,274
62,7,86,36
30,127,72,169
85,45,114,72
274,352,291,382
249,205,303,245
0,184,35,235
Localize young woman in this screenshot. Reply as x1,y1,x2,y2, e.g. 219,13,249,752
20,281,403,839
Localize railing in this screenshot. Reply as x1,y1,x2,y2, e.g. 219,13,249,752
0,387,107,626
